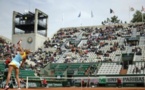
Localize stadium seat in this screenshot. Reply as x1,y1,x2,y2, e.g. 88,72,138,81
97,63,121,75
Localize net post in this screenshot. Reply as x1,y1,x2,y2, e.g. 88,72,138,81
26,76,28,89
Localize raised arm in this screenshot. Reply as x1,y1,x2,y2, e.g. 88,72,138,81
17,40,24,53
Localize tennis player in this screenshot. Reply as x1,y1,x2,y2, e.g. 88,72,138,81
5,40,31,90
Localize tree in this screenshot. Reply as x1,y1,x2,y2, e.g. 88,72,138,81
107,18,110,23
131,10,145,23
101,21,105,25
101,15,122,25
0,37,6,44
111,15,120,23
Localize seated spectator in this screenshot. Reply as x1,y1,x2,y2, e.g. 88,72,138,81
20,78,25,84
41,79,47,88
117,78,122,88
134,66,140,73
81,79,85,87
93,79,98,87
86,76,90,87
141,65,144,70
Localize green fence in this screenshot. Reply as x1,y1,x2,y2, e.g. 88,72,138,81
26,75,145,88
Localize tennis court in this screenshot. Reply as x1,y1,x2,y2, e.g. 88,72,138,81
1,87,145,90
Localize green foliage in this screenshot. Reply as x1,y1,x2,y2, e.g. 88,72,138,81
0,37,6,44
111,16,120,23
131,10,145,23
102,16,122,25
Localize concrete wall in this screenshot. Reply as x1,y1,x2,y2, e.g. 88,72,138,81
35,34,47,50
12,33,47,51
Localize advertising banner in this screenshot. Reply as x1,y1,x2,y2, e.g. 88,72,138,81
106,76,144,83
73,76,144,84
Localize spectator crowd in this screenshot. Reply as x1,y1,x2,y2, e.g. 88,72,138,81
0,23,145,76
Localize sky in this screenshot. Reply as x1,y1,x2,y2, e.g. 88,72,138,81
0,0,145,40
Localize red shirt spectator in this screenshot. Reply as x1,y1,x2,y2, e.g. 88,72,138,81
117,78,122,87
42,79,47,87
81,79,84,86
5,58,11,65
117,78,121,84
42,79,47,84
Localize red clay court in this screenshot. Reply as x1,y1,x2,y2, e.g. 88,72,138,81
0,87,145,90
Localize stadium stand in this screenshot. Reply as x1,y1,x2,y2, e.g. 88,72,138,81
30,23,145,87
8,23,144,77
0,23,145,88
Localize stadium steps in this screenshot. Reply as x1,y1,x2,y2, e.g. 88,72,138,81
61,40,68,50
76,31,84,41
119,68,127,75
57,51,68,63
